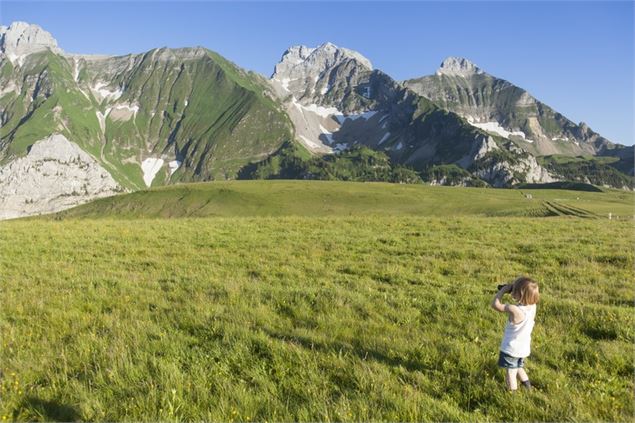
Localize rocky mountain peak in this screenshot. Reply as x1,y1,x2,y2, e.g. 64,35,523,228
270,42,374,107
0,21,62,60
282,45,315,64
272,42,372,80
315,42,372,69
436,56,483,77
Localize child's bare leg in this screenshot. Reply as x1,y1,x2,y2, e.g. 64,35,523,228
505,368,518,390
517,368,532,388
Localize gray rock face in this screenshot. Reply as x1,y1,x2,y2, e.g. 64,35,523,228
456,135,499,169
405,57,617,156
0,21,61,64
271,42,373,105
471,157,555,188
270,42,381,153
436,56,483,77
454,134,554,187
469,141,555,188
273,43,372,79
269,43,559,188
0,134,122,220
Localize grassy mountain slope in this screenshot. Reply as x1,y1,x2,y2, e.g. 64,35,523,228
311,67,556,188
0,51,102,160
239,142,422,183
404,71,616,157
0,48,293,189
330,69,499,171
52,180,634,220
596,144,634,176
538,155,634,189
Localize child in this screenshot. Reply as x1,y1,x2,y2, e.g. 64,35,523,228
491,276,540,391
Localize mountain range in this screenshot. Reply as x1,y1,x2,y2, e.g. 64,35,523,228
0,22,632,218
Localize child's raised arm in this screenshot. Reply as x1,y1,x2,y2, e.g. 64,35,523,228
491,284,525,324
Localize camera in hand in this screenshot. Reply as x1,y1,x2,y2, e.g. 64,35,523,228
497,284,507,291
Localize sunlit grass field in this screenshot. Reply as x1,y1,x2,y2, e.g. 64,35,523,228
56,180,634,219
1,182,633,421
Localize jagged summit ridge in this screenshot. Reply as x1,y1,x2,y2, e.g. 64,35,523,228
270,42,374,105
0,19,630,215
436,56,483,77
0,21,61,62
272,42,372,81
405,55,621,157
269,42,380,154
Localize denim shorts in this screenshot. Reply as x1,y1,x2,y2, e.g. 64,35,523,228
498,351,525,369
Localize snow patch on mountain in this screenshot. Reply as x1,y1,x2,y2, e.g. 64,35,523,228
378,132,391,145
168,160,181,176
467,120,532,142
336,110,378,123
293,100,342,118
72,57,80,81
319,125,334,144
109,103,139,121
6,52,25,67
141,158,164,187
91,82,123,102
113,104,139,113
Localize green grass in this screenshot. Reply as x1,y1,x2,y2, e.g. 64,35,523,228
537,155,634,189
0,214,632,421
3,182,634,420
540,154,618,165
1,48,293,187
54,180,635,220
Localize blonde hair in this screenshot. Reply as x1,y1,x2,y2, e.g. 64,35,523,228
512,276,540,305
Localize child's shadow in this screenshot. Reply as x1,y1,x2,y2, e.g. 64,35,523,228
20,396,81,422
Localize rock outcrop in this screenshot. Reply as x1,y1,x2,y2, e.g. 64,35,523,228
271,42,373,102
0,134,122,219
436,57,483,77
0,21,62,65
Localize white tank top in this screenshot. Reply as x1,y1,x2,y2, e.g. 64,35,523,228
500,304,536,358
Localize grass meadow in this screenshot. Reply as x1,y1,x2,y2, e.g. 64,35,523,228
0,182,633,421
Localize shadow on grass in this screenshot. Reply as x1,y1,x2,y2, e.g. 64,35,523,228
262,328,427,374
20,396,81,422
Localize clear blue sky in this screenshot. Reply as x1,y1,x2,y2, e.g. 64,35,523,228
2,1,633,145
